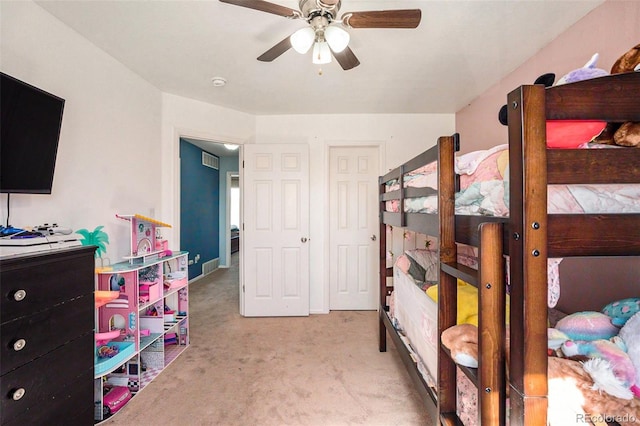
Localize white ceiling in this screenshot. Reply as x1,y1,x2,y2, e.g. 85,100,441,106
183,138,240,157
35,0,603,115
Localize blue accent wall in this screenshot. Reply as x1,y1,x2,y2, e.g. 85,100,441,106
180,139,219,280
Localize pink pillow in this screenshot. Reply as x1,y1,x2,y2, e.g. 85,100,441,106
546,120,606,149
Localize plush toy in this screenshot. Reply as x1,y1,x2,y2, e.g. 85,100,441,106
602,298,640,327
498,73,555,126
555,53,609,85
441,323,478,368
591,43,640,148
426,279,480,326
618,311,640,398
548,327,570,350
561,339,636,400
544,53,610,149
498,54,612,149
555,311,619,341
548,356,640,424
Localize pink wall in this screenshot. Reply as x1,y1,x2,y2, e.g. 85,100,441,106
456,0,640,153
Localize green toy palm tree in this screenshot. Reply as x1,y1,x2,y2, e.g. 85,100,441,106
76,225,110,258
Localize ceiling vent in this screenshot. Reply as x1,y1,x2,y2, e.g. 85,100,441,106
202,152,219,170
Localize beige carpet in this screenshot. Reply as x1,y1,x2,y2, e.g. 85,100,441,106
102,254,431,425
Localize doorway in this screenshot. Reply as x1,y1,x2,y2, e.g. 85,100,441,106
179,138,240,279
227,173,240,260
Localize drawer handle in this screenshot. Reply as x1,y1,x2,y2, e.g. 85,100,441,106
13,289,27,302
13,339,26,351
12,388,26,401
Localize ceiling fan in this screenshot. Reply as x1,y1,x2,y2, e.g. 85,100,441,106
219,0,421,70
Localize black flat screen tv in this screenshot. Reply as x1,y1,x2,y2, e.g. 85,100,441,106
1,72,65,194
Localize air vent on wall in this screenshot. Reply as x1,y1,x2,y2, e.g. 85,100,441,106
202,258,219,275
202,152,219,170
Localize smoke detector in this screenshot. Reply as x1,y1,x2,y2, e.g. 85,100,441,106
211,77,227,87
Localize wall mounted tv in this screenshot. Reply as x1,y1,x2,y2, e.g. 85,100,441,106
1,72,65,194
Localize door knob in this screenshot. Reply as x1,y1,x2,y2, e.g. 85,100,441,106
371,235,377,241
301,237,308,243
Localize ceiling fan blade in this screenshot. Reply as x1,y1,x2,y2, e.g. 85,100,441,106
219,0,301,18
257,36,292,62
342,9,421,29
331,46,360,71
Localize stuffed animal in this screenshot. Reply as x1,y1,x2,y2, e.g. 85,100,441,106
548,356,640,424
426,279,481,326
498,73,555,125
498,55,612,149
602,298,640,327
544,53,610,149
441,323,478,368
555,311,619,341
561,339,636,400
555,53,609,85
618,311,640,398
548,327,570,351
591,43,640,148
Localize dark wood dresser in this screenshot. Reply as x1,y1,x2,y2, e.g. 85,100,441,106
1,246,96,425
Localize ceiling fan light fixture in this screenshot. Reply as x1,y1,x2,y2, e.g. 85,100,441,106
312,41,332,64
324,25,349,53
290,27,315,54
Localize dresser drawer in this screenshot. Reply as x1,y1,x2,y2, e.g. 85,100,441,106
0,369,94,426
1,247,95,323
1,333,94,424
1,295,94,375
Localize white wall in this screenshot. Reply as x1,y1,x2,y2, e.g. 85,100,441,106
1,1,162,262
255,114,455,313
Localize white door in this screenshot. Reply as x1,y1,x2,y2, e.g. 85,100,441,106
329,146,379,310
243,144,310,317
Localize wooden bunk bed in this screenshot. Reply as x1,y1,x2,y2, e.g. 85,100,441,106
378,71,640,425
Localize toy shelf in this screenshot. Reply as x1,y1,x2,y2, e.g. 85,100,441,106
95,291,120,309
94,215,188,424
164,344,185,366
164,315,188,332
139,333,163,351
94,342,136,378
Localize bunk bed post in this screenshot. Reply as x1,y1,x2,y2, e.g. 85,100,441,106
477,222,506,426
437,134,459,423
379,176,388,352
507,84,549,425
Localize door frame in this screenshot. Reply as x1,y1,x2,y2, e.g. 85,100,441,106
224,171,241,268
171,129,244,279
323,140,386,313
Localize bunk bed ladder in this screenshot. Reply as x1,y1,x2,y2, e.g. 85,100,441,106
438,133,507,425
439,221,506,426
437,134,459,424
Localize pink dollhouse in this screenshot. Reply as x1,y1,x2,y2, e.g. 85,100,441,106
115,214,171,262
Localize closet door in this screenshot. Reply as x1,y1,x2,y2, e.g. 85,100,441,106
329,146,379,310
242,144,310,317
